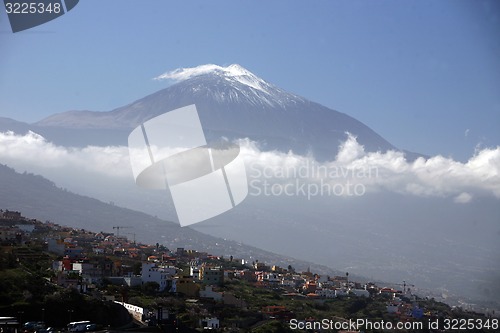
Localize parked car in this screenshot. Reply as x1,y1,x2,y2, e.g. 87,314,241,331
37,327,55,333
23,322,45,332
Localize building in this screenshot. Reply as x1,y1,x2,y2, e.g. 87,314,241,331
171,276,199,297
200,266,224,286
72,262,102,281
239,270,257,282
303,280,317,293
52,261,63,271
15,224,35,233
47,238,65,255
64,246,84,259
115,301,144,322
254,262,270,271
0,226,18,241
351,289,370,297
262,306,295,321
200,317,219,330
315,288,336,298
0,210,22,220
335,289,349,297
271,265,286,273
141,262,176,291
261,273,280,283
94,232,105,240
107,276,142,288
93,246,105,255
190,265,201,282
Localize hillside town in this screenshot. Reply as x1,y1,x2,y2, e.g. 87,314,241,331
1,209,497,332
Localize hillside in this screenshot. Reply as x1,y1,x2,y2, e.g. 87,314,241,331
0,164,343,277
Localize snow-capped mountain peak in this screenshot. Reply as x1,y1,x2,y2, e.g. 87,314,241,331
32,63,411,161
154,63,280,97
156,63,257,82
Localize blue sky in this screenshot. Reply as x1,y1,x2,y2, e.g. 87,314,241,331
0,0,499,161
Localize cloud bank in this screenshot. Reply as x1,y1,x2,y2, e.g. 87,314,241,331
237,134,500,201
1,131,499,202
0,131,132,178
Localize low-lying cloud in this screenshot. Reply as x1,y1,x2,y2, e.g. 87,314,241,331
0,131,132,178
238,134,500,202
1,131,499,203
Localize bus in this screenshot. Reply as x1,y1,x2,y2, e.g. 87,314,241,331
67,321,90,332
0,317,19,333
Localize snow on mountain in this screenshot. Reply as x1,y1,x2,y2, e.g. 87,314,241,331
156,64,273,95
155,63,304,108
156,64,267,90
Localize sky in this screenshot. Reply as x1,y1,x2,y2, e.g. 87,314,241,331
0,0,499,161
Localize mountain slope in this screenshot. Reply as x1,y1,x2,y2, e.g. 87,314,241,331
0,117,32,133
0,163,342,277
33,64,414,160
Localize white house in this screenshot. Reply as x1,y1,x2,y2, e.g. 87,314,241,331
94,233,105,240
141,263,176,291
200,317,219,329
263,273,280,283
190,265,201,282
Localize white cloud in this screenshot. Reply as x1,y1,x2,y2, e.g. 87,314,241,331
0,131,132,178
1,131,499,203
238,134,500,201
454,192,473,204
153,64,255,83
154,64,227,82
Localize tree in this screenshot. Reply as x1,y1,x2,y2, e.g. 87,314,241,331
142,281,160,296
252,320,293,333
133,262,142,275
